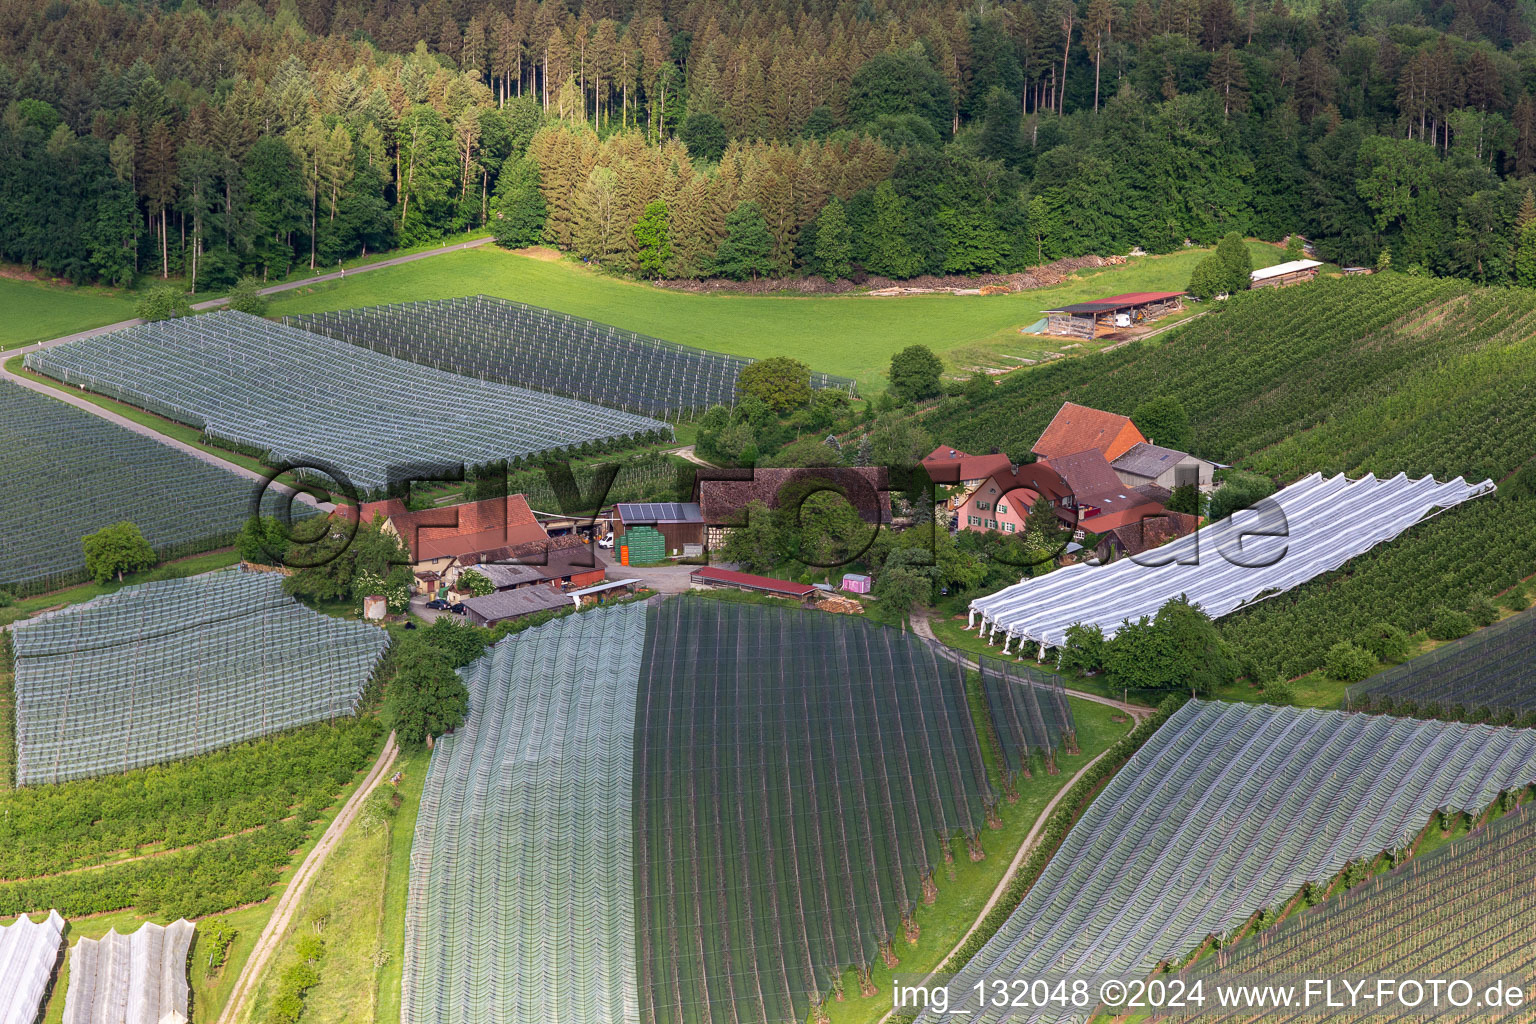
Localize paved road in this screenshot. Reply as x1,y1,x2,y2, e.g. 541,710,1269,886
216,732,400,1024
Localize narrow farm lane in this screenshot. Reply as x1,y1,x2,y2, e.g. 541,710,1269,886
216,731,400,1024
910,608,1152,721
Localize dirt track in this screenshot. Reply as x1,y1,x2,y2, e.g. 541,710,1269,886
216,731,400,1024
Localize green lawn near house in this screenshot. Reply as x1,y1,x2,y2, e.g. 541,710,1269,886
267,242,1289,393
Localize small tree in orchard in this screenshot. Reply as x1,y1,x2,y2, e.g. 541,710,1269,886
713,202,776,281
82,521,156,583
1322,641,1377,683
888,344,943,403
1285,234,1305,258
736,356,812,412
633,199,671,278
875,564,931,618
225,277,268,315
384,645,469,746
135,285,192,322
814,198,854,281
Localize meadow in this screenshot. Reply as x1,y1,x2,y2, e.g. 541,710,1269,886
0,276,137,351
266,242,1287,392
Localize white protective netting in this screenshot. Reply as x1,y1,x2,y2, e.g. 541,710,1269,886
10,571,389,784
928,701,1536,1024
0,910,65,1024
61,919,194,1024
970,472,1496,650
403,603,646,1024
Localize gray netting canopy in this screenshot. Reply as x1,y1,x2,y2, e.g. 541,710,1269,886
24,310,671,493
0,379,276,594
287,296,857,418
9,571,389,784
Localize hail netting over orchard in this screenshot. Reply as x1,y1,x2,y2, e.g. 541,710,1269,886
634,597,999,1024
971,472,1496,651
0,910,64,1024
404,603,647,1024
61,919,194,1024
1347,604,1536,720
0,379,275,595
976,655,1078,788
24,310,671,493
925,701,1536,1024
1177,800,1536,1024
286,297,858,418
9,571,389,785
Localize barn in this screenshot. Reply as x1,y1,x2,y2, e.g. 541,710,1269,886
1041,291,1184,338
612,502,705,558
1250,259,1323,289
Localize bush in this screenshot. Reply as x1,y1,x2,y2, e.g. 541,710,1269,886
0,587,13,608
1261,678,1296,706
736,356,812,412
1207,471,1276,522
1504,582,1531,611
1322,641,1377,683
135,284,192,321
1356,622,1410,664
1058,623,1106,675
1466,596,1499,627
1427,609,1475,642
225,276,269,315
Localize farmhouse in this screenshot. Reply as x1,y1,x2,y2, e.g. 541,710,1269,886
1110,442,1216,492
694,467,891,549
1250,258,1322,288
611,502,705,558
1040,291,1184,338
455,536,606,595
1094,510,1201,562
1032,402,1148,463
959,465,1073,535
921,446,1013,509
459,585,573,627
344,493,573,594
1043,448,1163,524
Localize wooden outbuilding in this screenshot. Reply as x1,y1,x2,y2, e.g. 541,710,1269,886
1041,292,1184,338
1250,259,1322,289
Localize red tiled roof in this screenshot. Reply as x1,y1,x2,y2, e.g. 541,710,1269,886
1078,502,1171,533
1041,448,1125,504
922,446,1013,485
1102,511,1200,556
690,565,816,597
379,493,549,561
1032,402,1147,462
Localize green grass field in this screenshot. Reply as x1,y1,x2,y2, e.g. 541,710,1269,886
267,243,1289,392
0,277,137,351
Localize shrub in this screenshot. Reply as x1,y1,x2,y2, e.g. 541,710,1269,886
135,284,192,322
1504,582,1531,611
1058,623,1107,675
1356,622,1410,664
1261,678,1296,706
1427,609,1475,642
225,276,269,315
1322,641,1377,683
0,587,13,608
1466,596,1499,627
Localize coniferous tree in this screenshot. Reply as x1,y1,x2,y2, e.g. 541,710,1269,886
713,201,775,280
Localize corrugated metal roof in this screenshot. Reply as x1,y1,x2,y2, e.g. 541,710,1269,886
689,565,816,597
461,586,572,621
1250,259,1322,281
1042,291,1184,315
615,502,703,523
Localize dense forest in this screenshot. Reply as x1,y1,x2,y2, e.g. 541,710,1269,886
3,0,1536,287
